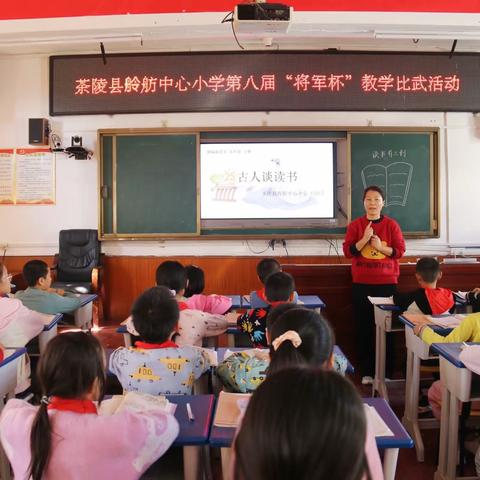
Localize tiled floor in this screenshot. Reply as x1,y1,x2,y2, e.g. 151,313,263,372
86,326,478,479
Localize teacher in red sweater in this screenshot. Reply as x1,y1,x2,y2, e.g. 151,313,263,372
343,185,406,385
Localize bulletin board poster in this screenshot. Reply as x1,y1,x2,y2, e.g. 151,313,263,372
0,149,14,204
15,148,55,205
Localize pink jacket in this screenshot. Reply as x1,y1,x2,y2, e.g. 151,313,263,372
185,294,232,315
0,297,46,347
0,399,179,480
365,423,384,479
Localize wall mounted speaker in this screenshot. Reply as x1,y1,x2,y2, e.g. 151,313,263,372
28,118,49,145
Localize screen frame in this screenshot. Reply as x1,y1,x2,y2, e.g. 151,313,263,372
200,138,338,229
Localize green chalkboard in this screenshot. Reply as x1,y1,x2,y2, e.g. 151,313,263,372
99,129,438,239
100,133,198,237
350,132,437,236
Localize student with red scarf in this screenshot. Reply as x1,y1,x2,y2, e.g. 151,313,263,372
0,332,178,480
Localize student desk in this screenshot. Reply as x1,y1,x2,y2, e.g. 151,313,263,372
0,348,27,407
241,294,326,311
372,303,403,400
103,393,214,480
215,346,354,374
0,348,27,480
116,324,132,347
167,394,215,446
226,295,242,310
398,315,452,461
39,313,63,353
209,396,412,480
372,298,467,401
431,343,480,480
168,394,215,480
72,293,97,330
364,398,414,480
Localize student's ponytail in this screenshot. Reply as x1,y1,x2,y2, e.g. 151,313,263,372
268,309,334,375
268,329,306,374
29,398,53,480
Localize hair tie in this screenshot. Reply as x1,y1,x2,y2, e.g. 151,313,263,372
169,289,176,296
272,330,302,351
40,395,50,406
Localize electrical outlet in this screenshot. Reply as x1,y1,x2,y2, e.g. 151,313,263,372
268,239,285,250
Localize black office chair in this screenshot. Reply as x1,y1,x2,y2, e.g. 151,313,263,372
51,229,102,295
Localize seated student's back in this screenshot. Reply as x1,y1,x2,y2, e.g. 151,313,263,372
234,368,370,480
249,258,298,308
393,257,454,315
15,260,82,315
217,304,348,393
184,264,232,314
0,262,45,348
238,271,295,347
154,260,228,346
0,332,178,480
110,286,210,395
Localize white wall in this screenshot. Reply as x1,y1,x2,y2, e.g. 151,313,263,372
0,54,477,257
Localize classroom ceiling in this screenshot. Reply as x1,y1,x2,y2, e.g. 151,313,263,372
0,11,480,56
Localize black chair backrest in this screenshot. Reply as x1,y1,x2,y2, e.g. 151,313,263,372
57,229,100,283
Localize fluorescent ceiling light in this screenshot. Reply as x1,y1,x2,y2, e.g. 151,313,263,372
0,33,143,47
375,31,480,41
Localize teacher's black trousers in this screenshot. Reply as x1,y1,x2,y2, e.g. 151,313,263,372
352,283,397,378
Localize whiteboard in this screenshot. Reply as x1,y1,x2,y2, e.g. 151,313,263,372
447,116,480,247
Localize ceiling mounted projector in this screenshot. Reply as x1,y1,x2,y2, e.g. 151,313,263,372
233,3,293,34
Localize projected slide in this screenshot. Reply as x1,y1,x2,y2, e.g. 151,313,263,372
200,142,335,219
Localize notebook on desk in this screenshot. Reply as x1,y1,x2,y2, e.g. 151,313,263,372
368,296,394,305
364,404,394,437
99,392,176,415
403,313,465,329
213,391,251,427
223,348,269,361
427,314,466,328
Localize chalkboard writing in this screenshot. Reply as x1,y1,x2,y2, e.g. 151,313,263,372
350,132,436,235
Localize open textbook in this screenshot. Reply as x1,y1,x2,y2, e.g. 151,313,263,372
426,314,466,328
368,296,394,305
213,391,251,427
402,313,466,328
223,348,270,362
99,392,176,416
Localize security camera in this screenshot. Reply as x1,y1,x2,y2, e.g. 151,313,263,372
64,135,92,160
